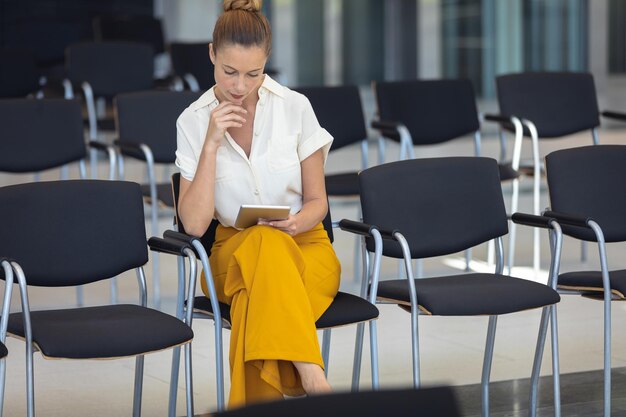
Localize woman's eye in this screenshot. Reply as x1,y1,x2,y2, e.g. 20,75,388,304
225,70,236,75
248,73,259,78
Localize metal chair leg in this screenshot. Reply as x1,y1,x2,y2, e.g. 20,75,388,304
184,342,194,417
321,329,331,377
132,355,145,417
410,307,420,388
168,346,181,417
481,316,498,417
528,306,550,417
215,321,226,411
168,256,187,417
351,321,365,392
550,305,561,417
369,320,379,390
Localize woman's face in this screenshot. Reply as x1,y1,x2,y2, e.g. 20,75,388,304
210,43,267,105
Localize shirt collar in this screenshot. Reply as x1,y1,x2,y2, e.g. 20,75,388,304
191,74,284,112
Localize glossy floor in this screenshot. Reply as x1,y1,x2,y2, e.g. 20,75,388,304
3,126,626,416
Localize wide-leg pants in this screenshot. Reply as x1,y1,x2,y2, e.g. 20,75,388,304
201,222,341,408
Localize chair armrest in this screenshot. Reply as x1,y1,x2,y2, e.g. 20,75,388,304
88,140,113,153
511,213,557,229
148,236,194,256
370,120,404,140
601,110,626,122
482,113,513,124
338,219,397,240
543,210,592,228
113,140,147,161
163,230,199,244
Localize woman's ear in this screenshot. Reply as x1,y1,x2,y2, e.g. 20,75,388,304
209,43,216,65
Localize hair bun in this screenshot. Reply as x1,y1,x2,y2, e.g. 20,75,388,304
224,0,262,12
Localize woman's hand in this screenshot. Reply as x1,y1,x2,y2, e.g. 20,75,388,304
258,214,298,236
204,101,247,151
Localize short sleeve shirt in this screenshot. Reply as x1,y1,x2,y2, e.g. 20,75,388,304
175,75,333,229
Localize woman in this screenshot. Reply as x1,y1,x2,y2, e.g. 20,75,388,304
175,0,340,409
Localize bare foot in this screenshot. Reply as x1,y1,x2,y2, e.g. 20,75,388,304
293,361,332,395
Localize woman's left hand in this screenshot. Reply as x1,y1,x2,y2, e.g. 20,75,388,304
258,215,298,236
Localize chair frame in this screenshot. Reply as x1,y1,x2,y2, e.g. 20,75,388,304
0,259,14,417
542,144,626,417
113,90,202,309
340,158,564,417
492,72,601,274
2,181,198,417
370,80,524,276
164,174,381,414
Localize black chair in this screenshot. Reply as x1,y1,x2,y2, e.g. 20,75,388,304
494,72,601,273
114,90,202,308
293,85,369,198
170,42,216,92
64,41,155,148
0,180,198,417
293,85,370,281
93,15,166,57
214,386,461,417
371,79,521,274
92,15,178,91
0,258,15,417
544,144,626,417
0,48,43,98
339,157,562,417
165,173,380,413
0,98,116,305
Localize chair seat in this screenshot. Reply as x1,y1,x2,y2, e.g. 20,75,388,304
498,162,520,181
325,172,360,196
0,341,6,359
141,183,175,208
192,296,232,328
377,274,560,316
192,291,378,329
558,269,626,298
7,304,193,359
316,292,379,328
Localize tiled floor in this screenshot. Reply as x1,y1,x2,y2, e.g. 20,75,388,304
4,123,626,416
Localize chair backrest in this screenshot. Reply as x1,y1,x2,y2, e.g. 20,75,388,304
214,387,460,417
169,42,216,91
171,173,334,254
0,180,148,286
359,157,508,259
293,85,367,152
115,90,202,163
546,144,626,242
496,72,600,138
66,41,154,97
0,98,87,172
93,15,165,56
373,79,480,145
0,48,41,98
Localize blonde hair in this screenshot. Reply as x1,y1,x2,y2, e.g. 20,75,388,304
213,0,272,56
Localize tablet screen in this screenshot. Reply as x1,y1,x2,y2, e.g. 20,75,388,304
234,204,291,229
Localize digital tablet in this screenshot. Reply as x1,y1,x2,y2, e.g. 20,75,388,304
234,204,291,229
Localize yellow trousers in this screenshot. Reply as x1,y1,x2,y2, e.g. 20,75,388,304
201,223,341,409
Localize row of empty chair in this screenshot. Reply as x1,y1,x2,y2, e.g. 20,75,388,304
3,145,626,416
2,70,626,416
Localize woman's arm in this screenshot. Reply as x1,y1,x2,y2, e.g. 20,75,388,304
260,149,327,236
178,101,247,236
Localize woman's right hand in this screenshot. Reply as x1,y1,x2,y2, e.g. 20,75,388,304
204,101,247,151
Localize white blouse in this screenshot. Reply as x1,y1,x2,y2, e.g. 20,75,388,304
175,75,333,229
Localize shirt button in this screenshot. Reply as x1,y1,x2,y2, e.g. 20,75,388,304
254,131,259,136
254,190,259,195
